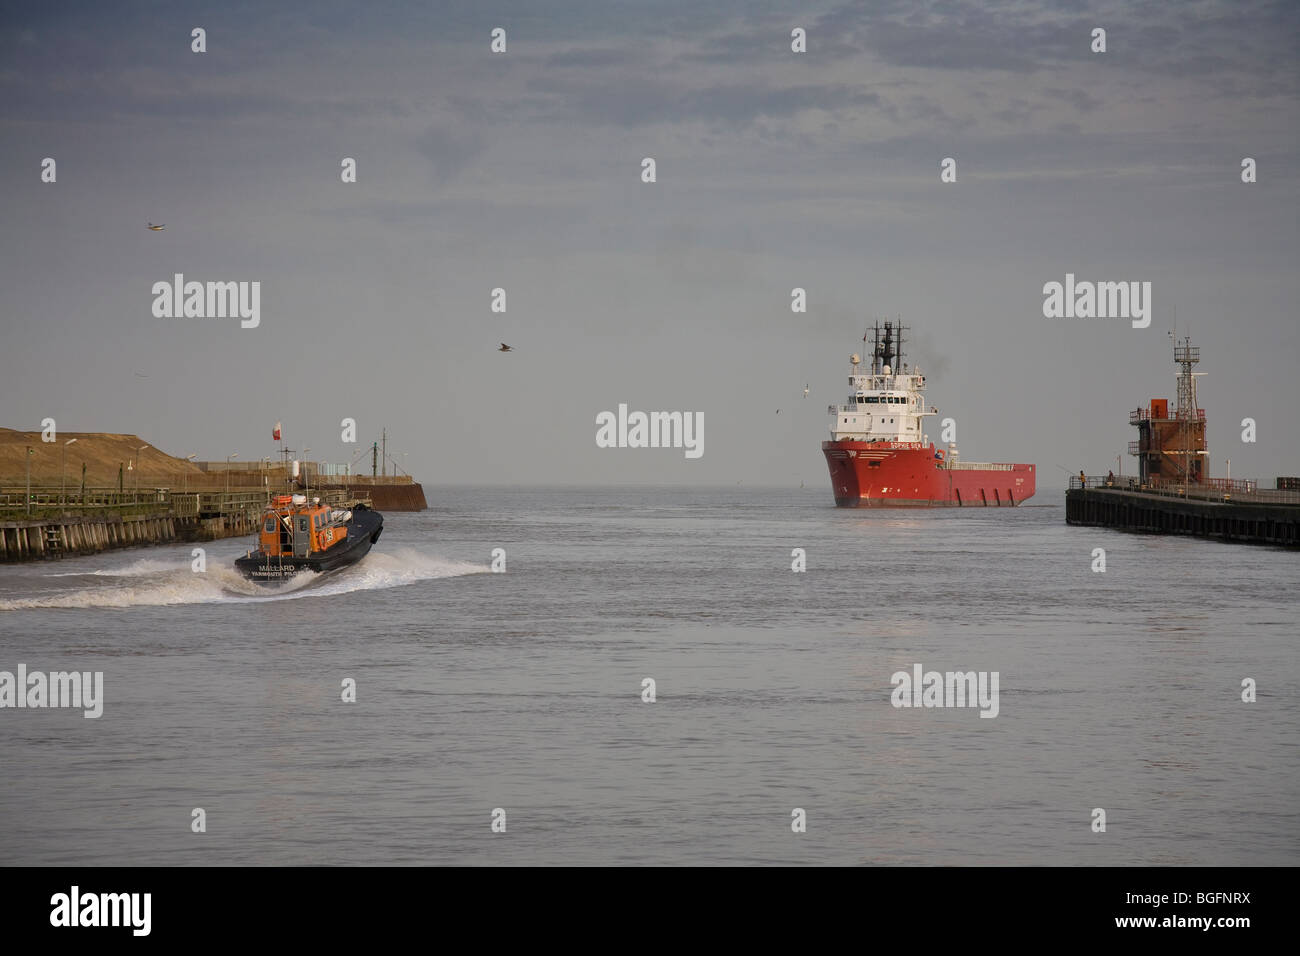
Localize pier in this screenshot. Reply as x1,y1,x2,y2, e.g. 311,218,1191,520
1066,477,1300,547
0,487,368,563
1066,334,1300,548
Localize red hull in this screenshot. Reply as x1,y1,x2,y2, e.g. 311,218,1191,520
823,441,1036,507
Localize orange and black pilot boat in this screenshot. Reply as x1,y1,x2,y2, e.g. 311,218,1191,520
235,494,383,584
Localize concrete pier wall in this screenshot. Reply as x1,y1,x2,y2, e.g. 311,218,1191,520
316,481,426,511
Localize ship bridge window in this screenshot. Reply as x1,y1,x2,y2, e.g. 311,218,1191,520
263,517,276,533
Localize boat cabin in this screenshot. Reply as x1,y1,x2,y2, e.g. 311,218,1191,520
258,494,349,558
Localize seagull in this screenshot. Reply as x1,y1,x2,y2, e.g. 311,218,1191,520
133,370,149,378
803,384,809,398
147,223,165,231
775,409,781,414
498,343,513,352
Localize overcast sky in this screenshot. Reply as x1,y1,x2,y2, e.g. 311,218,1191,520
2,0,1297,488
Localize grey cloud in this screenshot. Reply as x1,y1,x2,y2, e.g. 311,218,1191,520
1044,88,1103,113
414,125,488,184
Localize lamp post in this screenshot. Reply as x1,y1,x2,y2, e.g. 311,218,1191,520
61,438,78,507
302,448,311,499
134,445,148,503
25,446,32,516
226,454,239,499
183,454,197,494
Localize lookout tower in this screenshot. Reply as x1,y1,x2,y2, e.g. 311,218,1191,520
1129,336,1207,487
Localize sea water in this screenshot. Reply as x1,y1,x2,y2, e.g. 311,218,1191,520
0,486,1295,865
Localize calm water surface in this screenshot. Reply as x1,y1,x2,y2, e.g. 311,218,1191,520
1,486,1296,865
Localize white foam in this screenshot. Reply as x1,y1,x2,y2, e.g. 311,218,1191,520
0,547,486,611
44,557,187,578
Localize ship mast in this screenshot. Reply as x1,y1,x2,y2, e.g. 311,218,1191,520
869,320,908,375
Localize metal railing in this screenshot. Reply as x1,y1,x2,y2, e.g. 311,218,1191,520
1130,407,1207,423
1069,475,1300,504
945,461,1019,471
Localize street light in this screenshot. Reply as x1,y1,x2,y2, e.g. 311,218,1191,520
226,453,239,498
61,438,78,507
134,445,149,501
130,442,148,502
301,449,311,499
183,454,197,494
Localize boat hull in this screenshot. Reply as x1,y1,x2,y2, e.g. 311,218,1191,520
234,505,384,584
823,441,1035,507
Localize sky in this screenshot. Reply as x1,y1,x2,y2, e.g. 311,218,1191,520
1,0,1297,489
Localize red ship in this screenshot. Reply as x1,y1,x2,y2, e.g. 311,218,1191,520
822,322,1036,507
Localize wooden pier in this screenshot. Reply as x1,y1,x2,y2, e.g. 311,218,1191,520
1066,476,1300,547
0,487,368,563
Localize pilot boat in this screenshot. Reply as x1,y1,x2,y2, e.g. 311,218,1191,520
234,493,383,584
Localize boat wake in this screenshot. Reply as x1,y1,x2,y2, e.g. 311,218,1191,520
0,548,486,610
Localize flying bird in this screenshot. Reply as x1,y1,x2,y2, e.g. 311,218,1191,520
147,223,165,231
133,370,149,378
803,384,809,398
498,343,513,352
775,409,781,414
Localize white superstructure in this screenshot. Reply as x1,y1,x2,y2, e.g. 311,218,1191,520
827,322,937,443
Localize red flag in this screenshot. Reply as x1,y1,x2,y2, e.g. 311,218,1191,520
272,422,281,441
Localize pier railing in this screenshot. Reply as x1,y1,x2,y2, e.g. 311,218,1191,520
0,486,267,519
0,488,175,514
0,485,366,517
1069,475,1300,505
